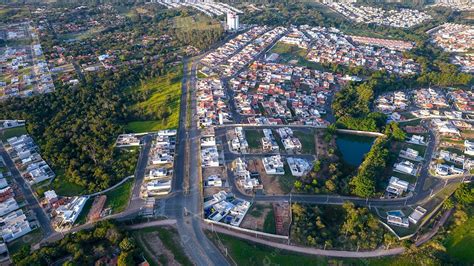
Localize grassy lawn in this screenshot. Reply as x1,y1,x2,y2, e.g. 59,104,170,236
125,69,182,133
263,207,276,234
270,42,325,71
50,174,87,197
0,126,27,142
207,232,372,265
132,227,193,266
7,228,43,255
245,129,263,150
278,163,295,194
294,130,316,155
104,179,133,213
444,208,474,264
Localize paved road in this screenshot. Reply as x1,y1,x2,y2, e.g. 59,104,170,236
0,144,53,236
125,219,177,230
205,223,405,258
128,135,152,212
164,57,230,266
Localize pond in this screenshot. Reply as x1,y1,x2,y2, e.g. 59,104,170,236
336,133,375,167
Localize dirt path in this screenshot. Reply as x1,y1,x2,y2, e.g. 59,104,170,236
203,223,405,258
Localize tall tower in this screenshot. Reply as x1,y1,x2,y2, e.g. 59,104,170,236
227,12,239,31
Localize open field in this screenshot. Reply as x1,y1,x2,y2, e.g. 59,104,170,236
245,129,264,151
104,179,133,213
206,231,384,265
0,126,27,142
125,69,182,133
50,173,87,196
269,42,325,70
293,130,316,155
444,208,474,264
132,226,193,266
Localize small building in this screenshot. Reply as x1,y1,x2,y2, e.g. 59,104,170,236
408,206,427,224
262,155,285,175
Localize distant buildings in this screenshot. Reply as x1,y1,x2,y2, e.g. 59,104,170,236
327,3,431,28
227,12,239,31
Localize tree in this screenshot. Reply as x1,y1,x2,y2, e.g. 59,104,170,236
119,237,136,252
118,252,134,266
454,183,474,206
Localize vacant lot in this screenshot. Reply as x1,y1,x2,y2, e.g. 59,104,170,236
0,126,27,142
445,208,474,264
125,69,182,133
132,226,192,266
104,179,133,213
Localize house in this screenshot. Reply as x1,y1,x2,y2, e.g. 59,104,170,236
201,147,220,167
408,206,427,224
386,210,409,228
148,168,171,180
408,135,426,145
44,190,58,204
386,176,409,196
145,179,171,195
465,140,474,156
54,196,87,226
436,164,450,176
394,160,416,175
0,198,19,217
0,209,31,242
262,155,285,175
399,148,421,161
206,175,223,187
287,157,311,177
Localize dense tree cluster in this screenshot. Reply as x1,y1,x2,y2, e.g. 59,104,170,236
0,7,224,192
12,221,139,265
291,202,393,250
350,137,389,197
332,82,386,132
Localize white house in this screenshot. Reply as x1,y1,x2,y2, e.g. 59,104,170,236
394,160,416,175
262,155,285,175
386,176,409,196
409,206,427,225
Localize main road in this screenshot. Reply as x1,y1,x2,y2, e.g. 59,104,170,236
164,57,229,266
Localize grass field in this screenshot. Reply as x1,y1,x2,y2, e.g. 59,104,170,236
263,208,276,234
125,69,182,133
104,179,133,213
132,227,193,266
269,42,325,71
245,129,263,149
50,173,87,197
294,130,316,154
207,232,376,265
444,208,474,264
0,126,27,142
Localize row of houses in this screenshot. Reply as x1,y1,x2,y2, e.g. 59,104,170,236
229,61,335,126
153,0,242,17
143,130,177,197
201,128,220,168
201,26,269,71
197,78,231,128
305,26,419,75
220,27,287,77
230,127,249,153
328,3,431,28
6,135,55,184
